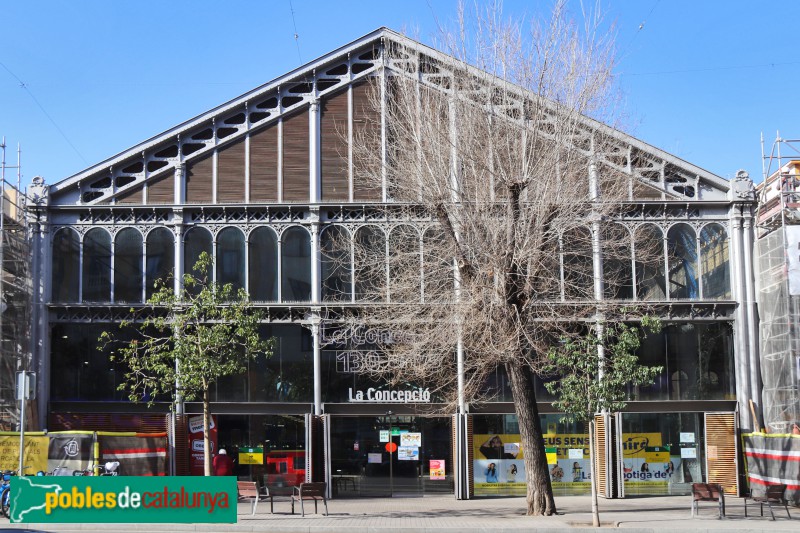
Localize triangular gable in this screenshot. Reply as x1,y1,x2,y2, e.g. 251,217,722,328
50,28,730,206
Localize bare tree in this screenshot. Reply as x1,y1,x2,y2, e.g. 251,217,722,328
324,2,660,516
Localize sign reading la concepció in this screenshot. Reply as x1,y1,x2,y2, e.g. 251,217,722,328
348,387,430,403
12,476,236,523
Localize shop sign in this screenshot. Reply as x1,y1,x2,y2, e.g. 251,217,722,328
238,448,263,465
347,387,430,403
12,476,236,523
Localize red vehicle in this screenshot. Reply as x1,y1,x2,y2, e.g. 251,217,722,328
265,450,305,487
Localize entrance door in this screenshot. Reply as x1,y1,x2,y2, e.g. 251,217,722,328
329,415,452,497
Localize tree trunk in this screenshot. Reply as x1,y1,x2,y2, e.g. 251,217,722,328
505,359,556,516
203,385,212,476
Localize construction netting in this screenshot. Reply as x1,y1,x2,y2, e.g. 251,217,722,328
0,431,167,475
742,432,800,504
755,226,800,432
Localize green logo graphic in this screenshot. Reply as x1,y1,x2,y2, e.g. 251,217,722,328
12,476,237,523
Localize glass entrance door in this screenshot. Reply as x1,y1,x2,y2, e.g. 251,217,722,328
329,415,452,497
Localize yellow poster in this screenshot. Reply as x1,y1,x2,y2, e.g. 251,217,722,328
238,447,264,465
0,436,48,473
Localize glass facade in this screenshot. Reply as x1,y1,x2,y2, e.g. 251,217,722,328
114,228,143,303
281,227,311,302
82,228,111,302
146,227,174,298
51,228,79,302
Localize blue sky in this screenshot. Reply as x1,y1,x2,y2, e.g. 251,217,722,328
2,1,799,188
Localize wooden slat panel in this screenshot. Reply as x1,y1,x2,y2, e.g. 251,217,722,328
282,109,309,202
705,412,739,495
321,90,349,201
595,414,606,496
250,124,278,202
116,184,143,204
217,138,245,203
352,81,381,201
186,154,213,203
147,173,173,204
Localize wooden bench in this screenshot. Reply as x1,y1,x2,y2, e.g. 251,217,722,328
237,481,270,515
745,483,791,520
291,482,328,517
691,482,725,519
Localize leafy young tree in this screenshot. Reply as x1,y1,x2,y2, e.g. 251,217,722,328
325,2,665,516
544,316,663,527
102,252,272,476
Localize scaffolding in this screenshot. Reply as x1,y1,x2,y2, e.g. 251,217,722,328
0,139,31,430
755,134,800,432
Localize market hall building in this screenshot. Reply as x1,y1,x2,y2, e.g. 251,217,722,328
28,28,758,499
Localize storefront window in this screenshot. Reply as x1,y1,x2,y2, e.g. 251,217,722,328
603,224,634,300
321,226,352,302
51,228,80,302
700,224,731,299
635,224,666,300
667,224,698,299
473,414,588,496
562,227,593,300
248,227,278,302
619,412,705,496
329,415,452,497
184,226,212,280
217,227,245,294
215,415,306,485
389,225,420,303
354,226,386,302
145,227,174,298
281,226,311,302
50,324,131,401
82,228,111,302
422,227,451,303
114,228,143,303
634,322,734,401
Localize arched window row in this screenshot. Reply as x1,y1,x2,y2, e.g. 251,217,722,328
556,221,731,302
51,224,313,304
49,221,732,305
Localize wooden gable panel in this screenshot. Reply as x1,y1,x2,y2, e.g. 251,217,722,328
282,109,309,202
117,184,143,204
217,138,245,203
321,89,349,201
250,125,278,202
186,154,213,204
147,174,173,204
352,81,381,201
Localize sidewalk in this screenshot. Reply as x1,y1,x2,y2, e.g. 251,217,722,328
4,494,799,532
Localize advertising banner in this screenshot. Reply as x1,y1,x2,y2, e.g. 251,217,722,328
238,448,263,465
429,459,445,480
188,415,217,476
12,476,237,523
100,435,167,476
474,432,685,494
47,435,92,474
0,436,48,473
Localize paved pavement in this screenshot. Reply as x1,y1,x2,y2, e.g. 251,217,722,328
1,494,799,532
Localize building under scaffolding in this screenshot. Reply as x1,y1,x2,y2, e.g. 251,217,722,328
755,135,800,432
0,140,32,431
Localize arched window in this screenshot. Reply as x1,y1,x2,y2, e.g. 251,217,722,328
389,225,420,303
635,224,666,301
562,227,593,300
321,226,352,302
354,226,386,302
422,227,452,302
667,223,698,299
281,226,311,302
602,223,633,300
114,228,143,303
184,227,212,281
146,227,174,298
82,228,111,302
699,224,730,299
217,227,245,294
51,228,80,302
249,227,278,302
